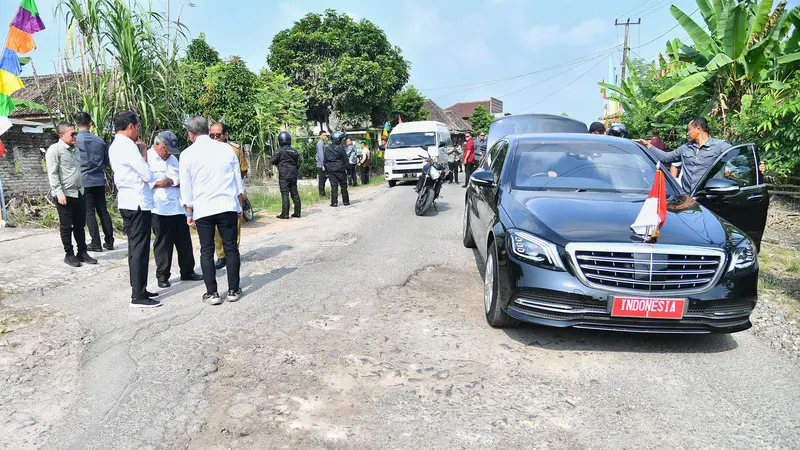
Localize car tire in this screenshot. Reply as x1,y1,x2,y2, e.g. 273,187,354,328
463,202,476,248
388,180,397,188
484,242,520,328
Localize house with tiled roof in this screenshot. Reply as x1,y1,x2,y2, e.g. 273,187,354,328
446,97,504,121
10,73,65,124
423,99,471,133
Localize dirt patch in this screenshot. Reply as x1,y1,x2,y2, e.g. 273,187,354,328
0,305,92,449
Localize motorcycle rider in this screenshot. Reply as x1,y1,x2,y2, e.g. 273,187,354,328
270,131,301,219
325,131,350,207
606,123,629,138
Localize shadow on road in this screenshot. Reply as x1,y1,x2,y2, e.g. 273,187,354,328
241,267,297,293
241,244,293,263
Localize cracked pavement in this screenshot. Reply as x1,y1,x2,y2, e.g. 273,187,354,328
1,182,799,449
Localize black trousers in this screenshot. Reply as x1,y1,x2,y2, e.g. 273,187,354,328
152,214,196,282
55,193,87,255
449,162,460,184
196,211,240,294
347,164,358,186
120,208,151,300
84,185,114,246
279,177,301,216
317,168,327,196
464,162,476,184
360,165,370,185
328,171,349,205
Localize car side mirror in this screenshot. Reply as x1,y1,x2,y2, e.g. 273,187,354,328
703,178,740,195
420,145,428,151
470,170,495,187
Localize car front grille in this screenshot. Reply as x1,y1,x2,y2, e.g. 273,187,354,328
566,243,727,295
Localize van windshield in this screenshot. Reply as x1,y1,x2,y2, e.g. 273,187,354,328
388,132,436,149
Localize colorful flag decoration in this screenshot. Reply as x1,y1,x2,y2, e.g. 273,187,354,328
0,139,6,157
364,131,371,148
382,122,390,138
398,115,403,124
631,164,668,239
1,0,46,142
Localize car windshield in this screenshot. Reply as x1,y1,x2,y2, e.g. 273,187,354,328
510,142,677,196
487,115,588,149
388,132,436,149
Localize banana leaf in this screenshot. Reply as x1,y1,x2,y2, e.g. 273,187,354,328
705,53,735,70
716,0,732,43
12,99,49,113
712,0,725,40
748,0,776,42
778,52,800,64
723,4,748,60
656,72,712,102
671,5,716,54
697,0,717,31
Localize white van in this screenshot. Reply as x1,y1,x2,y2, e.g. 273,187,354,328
384,121,452,187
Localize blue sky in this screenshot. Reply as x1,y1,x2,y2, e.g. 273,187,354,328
18,0,800,125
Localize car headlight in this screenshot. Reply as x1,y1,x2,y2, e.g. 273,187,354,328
508,229,566,271
728,238,757,272
384,159,394,166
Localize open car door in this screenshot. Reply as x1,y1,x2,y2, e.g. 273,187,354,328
691,143,769,251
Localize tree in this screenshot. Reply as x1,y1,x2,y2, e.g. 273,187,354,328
268,9,409,128
186,33,221,66
469,105,494,134
391,86,428,125
246,69,308,164
198,57,258,142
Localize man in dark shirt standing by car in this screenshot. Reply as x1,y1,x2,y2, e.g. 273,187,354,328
75,111,114,251
474,132,488,164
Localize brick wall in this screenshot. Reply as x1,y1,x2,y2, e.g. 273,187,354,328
0,125,57,198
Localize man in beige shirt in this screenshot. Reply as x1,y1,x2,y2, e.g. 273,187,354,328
45,122,97,267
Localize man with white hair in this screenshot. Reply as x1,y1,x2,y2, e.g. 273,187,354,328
147,130,203,289
180,116,244,305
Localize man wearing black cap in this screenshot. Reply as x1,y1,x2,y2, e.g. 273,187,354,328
147,131,203,288
589,122,606,135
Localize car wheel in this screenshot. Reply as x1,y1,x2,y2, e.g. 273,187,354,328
484,242,520,328
388,180,397,188
463,202,476,248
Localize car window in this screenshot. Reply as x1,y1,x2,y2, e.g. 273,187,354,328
484,140,502,169
510,141,678,196
704,145,757,188
490,141,508,181
388,132,436,149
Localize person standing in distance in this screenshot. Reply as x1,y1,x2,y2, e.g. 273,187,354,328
271,131,302,219
147,131,204,288
180,116,244,305
75,112,114,251
345,137,359,186
316,130,328,198
209,123,247,270
462,132,476,187
474,131,488,164
589,122,606,135
325,131,350,207
45,122,97,267
358,141,371,185
108,111,160,308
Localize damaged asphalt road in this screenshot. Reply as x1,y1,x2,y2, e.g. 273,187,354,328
1,183,799,449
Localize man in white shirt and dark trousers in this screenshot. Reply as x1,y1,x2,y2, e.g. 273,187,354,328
180,116,244,305
108,111,161,308
147,131,204,288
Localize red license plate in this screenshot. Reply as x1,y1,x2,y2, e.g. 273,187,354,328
612,297,685,319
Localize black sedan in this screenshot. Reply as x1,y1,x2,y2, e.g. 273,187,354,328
463,132,767,334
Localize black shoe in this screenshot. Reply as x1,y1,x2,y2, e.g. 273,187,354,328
203,292,223,305
291,213,301,218
87,243,103,252
64,255,81,267
130,298,162,308
330,203,338,207
77,252,98,265
104,242,114,250
158,279,171,288
276,214,290,219
144,290,159,298
343,202,351,206
215,258,226,270
180,273,204,282
227,288,243,302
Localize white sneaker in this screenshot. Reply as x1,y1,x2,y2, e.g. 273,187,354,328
227,289,242,302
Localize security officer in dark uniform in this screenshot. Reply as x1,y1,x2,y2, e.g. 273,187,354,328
606,123,629,139
325,131,350,207
271,131,302,219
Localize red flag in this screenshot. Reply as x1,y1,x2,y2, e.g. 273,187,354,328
0,140,5,157
398,115,403,123
631,166,667,238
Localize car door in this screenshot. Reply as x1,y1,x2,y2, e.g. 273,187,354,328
474,140,508,252
692,143,769,249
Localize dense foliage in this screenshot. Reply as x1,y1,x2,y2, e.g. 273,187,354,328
391,86,429,125
469,105,494,134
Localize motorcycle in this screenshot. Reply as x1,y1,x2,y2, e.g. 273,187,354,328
414,145,448,216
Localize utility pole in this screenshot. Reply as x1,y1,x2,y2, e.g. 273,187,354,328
615,18,641,83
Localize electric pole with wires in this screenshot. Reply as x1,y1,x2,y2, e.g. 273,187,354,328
615,18,641,83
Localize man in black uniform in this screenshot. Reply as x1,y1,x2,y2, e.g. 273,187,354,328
271,131,302,219
325,131,350,207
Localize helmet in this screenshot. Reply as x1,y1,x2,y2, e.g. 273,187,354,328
606,123,629,138
278,131,292,146
331,131,346,145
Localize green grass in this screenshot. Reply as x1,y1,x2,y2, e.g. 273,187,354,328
248,176,384,217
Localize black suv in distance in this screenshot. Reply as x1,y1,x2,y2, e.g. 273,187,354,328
464,115,769,334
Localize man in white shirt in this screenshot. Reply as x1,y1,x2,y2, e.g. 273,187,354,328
179,116,244,305
108,111,161,308
147,130,203,289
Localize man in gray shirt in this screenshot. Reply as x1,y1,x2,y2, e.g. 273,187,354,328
75,112,114,251
45,122,97,267
316,130,328,198
474,131,488,164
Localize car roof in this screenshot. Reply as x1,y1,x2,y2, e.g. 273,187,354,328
390,121,449,133
506,133,639,146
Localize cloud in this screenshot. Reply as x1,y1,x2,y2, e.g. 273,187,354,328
525,18,606,51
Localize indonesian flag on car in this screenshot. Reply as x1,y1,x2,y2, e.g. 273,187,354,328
631,163,667,239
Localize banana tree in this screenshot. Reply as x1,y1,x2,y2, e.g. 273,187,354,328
656,0,800,130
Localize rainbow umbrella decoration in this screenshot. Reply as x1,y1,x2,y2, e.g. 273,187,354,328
0,0,46,153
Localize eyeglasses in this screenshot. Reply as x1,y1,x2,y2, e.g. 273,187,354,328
209,133,223,139
70,132,78,137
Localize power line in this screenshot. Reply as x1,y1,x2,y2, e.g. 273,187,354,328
496,50,613,100
631,8,699,50
616,0,658,20
515,56,609,114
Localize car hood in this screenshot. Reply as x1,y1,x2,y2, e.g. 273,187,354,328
504,191,730,248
